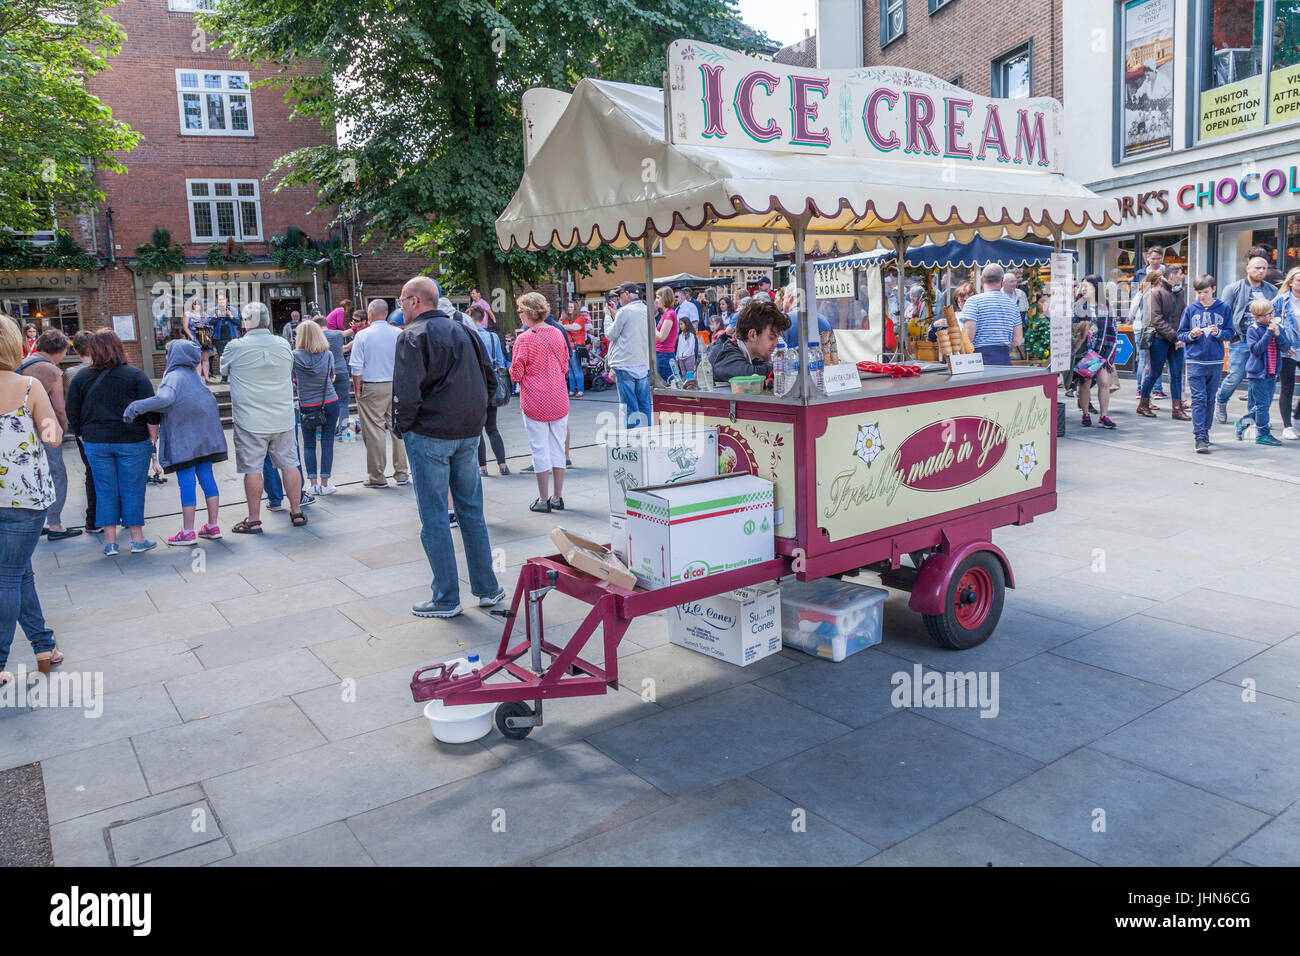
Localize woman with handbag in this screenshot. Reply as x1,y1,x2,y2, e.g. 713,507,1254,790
1138,267,1189,419
510,292,569,513
1074,275,1118,429
184,297,216,383
470,303,510,476
123,338,227,544
292,321,339,496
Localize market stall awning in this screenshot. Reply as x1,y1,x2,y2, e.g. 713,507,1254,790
653,272,734,289
498,42,1119,255
810,236,1073,273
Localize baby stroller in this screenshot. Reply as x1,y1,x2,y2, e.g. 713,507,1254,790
583,351,611,391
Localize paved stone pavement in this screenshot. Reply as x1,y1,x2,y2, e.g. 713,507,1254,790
5,381,1299,866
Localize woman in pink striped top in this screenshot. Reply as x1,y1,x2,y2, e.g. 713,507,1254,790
510,293,571,513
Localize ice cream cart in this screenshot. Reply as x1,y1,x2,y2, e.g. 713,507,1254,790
411,41,1118,738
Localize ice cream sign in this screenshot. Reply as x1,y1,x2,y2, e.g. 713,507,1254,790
667,39,1062,173
815,387,1053,541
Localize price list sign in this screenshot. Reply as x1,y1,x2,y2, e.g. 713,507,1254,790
1048,253,1074,374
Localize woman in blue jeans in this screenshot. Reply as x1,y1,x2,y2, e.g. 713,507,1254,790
64,330,160,556
0,315,62,685
293,321,340,495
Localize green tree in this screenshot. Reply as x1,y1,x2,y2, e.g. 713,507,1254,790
198,0,763,311
0,0,140,235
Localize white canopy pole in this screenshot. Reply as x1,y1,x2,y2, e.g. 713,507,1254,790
643,235,662,387
790,215,811,401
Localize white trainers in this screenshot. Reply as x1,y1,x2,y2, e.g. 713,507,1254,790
1284,427,1300,440
316,482,338,495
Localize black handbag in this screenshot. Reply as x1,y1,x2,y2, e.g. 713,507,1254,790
298,357,334,427
491,366,511,407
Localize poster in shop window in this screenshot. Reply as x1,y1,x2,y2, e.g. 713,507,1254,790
1122,0,1175,157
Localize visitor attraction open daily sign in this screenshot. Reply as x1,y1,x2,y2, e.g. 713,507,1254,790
666,39,1063,174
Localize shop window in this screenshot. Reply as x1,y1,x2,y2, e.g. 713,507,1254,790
1195,0,1300,139
928,0,957,13
880,0,905,47
1092,234,1137,291
176,69,253,136
1,297,81,339
1286,215,1300,272
992,43,1032,98
1215,216,1281,286
168,0,217,12
950,76,963,88
188,179,262,242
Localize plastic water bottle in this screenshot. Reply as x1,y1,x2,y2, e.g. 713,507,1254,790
809,346,824,392
772,346,787,396
696,350,714,390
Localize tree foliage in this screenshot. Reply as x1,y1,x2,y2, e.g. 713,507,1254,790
0,0,140,235
198,0,764,297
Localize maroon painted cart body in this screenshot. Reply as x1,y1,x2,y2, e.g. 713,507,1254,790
413,366,1058,738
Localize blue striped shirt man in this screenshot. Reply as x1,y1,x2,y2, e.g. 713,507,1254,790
962,289,1023,349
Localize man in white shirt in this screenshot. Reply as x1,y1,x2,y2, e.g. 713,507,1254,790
350,297,409,487
606,281,652,429
675,288,701,330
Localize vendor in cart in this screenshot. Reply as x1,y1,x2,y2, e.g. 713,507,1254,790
959,264,1024,366
705,299,791,384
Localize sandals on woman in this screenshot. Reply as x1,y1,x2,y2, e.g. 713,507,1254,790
35,648,64,674
290,512,309,527
232,518,263,534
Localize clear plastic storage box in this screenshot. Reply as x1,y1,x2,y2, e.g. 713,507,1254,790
780,578,887,662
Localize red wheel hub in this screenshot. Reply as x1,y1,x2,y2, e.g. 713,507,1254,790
953,567,993,630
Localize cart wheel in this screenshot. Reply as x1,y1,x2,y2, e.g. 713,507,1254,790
495,701,534,739
922,551,1005,650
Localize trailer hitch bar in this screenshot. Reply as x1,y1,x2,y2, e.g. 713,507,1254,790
409,661,484,701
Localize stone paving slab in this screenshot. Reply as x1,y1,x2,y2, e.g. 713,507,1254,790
1093,681,1300,814
108,800,221,866
40,738,150,825
1005,576,1158,631
610,642,798,711
347,742,669,866
213,578,364,628
51,604,231,662
1230,798,1300,867
188,606,364,670
132,698,327,792
914,653,1178,763
292,664,432,742
211,821,375,867
753,645,913,729
536,777,877,866
141,837,234,867
0,683,180,773
1217,636,1300,704
480,685,662,764
1142,588,1300,644
862,806,1094,867
751,711,1040,849
163,647,339,721
204,717,502,851
145,572,259,612
978,748,1269,867
77,640,204,694
50,784,206,867
1052,615,1267,692
587,683,851,796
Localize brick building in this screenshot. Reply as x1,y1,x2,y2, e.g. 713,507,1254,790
859,0,1063,100
0,0,431,376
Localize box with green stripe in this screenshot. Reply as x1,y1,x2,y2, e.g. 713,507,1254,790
625,474,774,590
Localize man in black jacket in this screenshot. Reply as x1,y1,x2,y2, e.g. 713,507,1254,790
393,276,505,619
706,298,791,383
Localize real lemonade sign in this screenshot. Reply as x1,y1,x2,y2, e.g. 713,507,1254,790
666,39,1063,173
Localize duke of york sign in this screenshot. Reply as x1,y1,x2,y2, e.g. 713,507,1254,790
667,40,1062,173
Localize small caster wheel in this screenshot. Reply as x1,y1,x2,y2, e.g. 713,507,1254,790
495,701,534,739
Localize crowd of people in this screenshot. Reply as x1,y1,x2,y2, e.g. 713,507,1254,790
3,252,1298,683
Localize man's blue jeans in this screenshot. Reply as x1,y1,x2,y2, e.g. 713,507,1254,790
1186,363,1222,442
264,415,306,505
614,368,652,430
0,506,53,672
1216,336,1249,404
403,432,499,610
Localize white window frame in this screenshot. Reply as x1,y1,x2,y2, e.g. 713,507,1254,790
186,179,263,243
168,0,218,11
175,68,254,137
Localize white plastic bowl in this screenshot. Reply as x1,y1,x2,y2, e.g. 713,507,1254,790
423,697,495,744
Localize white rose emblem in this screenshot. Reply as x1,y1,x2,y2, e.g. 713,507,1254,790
1017,442,1037,479
855,423,884,466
